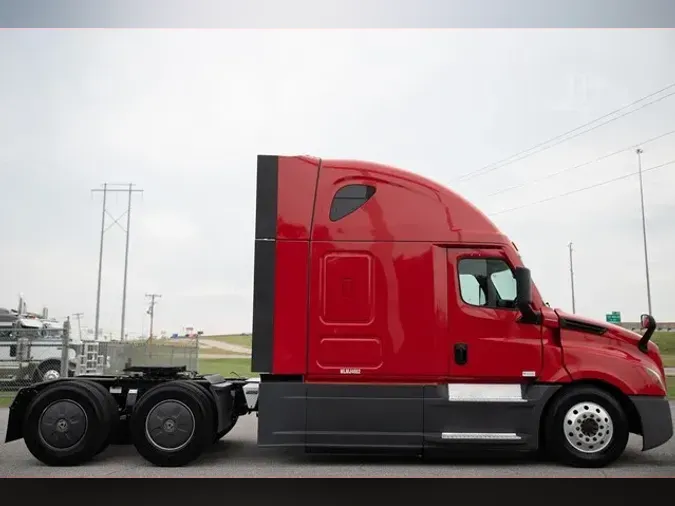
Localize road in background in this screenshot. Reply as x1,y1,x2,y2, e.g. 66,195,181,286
1,405,674,477
199,338,252,356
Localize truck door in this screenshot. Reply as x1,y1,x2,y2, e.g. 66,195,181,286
446,248,543,381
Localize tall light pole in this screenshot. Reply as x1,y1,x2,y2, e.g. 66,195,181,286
568,242,576,314
636,148,653,316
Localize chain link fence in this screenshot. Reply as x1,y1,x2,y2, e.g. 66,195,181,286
0,318,199,403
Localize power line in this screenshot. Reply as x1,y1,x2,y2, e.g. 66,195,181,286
488,159,675,217
459,89,675,182
487,128,675,198
454,83,675,183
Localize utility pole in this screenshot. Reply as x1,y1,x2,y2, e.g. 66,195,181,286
72,313,84,341
91,183,143,341
568,242,576,314
93,183,107,341
146,293,161,341
120,183,134,342
636,148,653,315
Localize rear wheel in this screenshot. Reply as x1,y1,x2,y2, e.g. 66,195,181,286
22,381,109,466
543,385,629,468
130,381,215,467
77,379,120,455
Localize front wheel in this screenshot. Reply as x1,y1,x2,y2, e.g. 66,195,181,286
543,385,629,468
33,361,62,383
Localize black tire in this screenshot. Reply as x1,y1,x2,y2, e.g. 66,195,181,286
33,361,62,383
22,381,109,466
543,385,629,468
214,416,239,442
130,381,215,467
77,379,120,455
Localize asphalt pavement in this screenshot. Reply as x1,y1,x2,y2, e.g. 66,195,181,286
1,405,674,477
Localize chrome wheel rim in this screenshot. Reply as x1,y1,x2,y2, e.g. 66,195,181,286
563,401,613,453
43,369,60,381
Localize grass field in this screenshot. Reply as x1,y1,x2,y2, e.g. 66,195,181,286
653,332,675,367
198,357,253,377
203,334,252,348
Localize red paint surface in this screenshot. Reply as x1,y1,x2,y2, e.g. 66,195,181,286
446,247,543,381
271,240,310,374
556,310,667,396
267,155,666,396
270,156,320,374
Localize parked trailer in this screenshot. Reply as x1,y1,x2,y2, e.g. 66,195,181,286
4,154,673,468
0,312,78,384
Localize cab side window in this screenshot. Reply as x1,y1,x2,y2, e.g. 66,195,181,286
329,184,376,221
458,258,517,309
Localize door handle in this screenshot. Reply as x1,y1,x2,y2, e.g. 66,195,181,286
454,343,468,365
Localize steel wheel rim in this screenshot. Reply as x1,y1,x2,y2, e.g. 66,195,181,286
145,399,196,452
563,401,613,454
38,399,88,451
43,369,60,381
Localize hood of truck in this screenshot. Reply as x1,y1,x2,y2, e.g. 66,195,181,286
554,308,658,352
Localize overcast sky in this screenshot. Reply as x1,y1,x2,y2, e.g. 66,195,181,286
1,29,674,336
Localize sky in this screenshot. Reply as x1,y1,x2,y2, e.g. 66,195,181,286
1,29,674,337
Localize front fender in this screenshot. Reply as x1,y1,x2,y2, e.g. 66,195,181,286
562,339,666,396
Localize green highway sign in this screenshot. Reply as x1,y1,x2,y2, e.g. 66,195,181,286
605,311,621,323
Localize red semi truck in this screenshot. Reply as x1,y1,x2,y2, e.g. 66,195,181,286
4,154,673,468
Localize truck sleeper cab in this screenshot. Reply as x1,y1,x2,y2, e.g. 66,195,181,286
4,154,672,468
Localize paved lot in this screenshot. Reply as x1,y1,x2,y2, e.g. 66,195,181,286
1,405,674,477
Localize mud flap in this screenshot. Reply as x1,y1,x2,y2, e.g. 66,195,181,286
629,395,674,451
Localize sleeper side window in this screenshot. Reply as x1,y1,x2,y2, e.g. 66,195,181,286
458,258,517,309
329,184,376,221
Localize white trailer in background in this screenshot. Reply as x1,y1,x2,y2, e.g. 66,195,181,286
183,325,199,338
0,308,79,384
